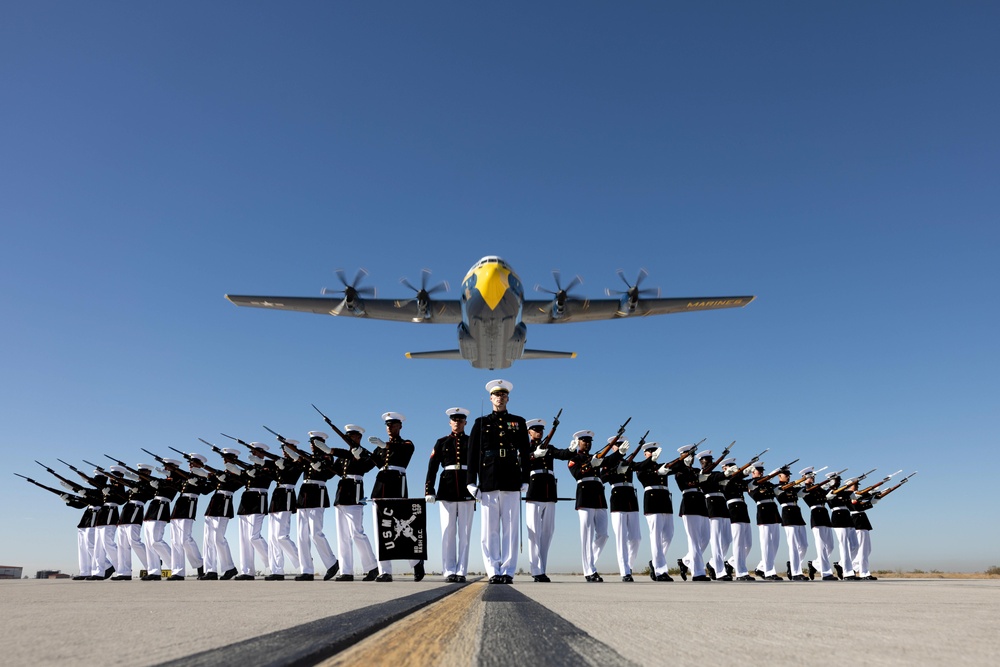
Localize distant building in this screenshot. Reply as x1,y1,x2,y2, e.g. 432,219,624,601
35,569,69,579
0,566,24,579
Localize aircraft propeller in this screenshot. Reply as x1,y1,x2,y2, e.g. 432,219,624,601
534,270,583,318
397,269,449,321
321,268,376,315
605,268,660,314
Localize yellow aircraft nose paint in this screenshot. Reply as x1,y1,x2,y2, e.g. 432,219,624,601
473,263,511,310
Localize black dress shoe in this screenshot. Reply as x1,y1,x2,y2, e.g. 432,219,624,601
755,568,766,578
677,559,689,581
503,575,513,584
724,562,735,578
821,575,838,581
375,573,393,582
622,574,634,582
104,566,115,579
717,574,733,581
692,575,711,582
648,561,657,581
141,574,162,581
362,568,379,582
111,575,131,581
735,575,756,581
221,568,238,581
792,574,809,581
167,574,185,581
765,574,784,581
833,562,843,579
413,562,425,582
72,575,87,581
844,575,861,581
786,561,793,580
535,574,550,582
862,575,878,581
323,562,340,581
201,572,219,580
446,574,459,583
234,574,255,581
264,574,285,581
334,574,354,582
295,573,315,581
656,573,674,582
86,576,103,581
706,564,717,580
197,566,204,579
489,575,502,584
807,561,817,580
592,573,603,582
456,575,466,583
585,574,601,582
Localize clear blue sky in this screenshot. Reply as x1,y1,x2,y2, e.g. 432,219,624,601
3,2,997,576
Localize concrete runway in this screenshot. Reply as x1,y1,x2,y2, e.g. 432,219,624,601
2,577,997,666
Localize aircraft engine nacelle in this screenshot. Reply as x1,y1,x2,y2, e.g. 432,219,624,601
457,323,478,359
505,322,527,361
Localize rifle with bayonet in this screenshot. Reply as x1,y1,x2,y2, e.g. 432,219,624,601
220,433,281,461
35,460,88,493
167,446,225,476
803,467,847,493
701,441,736,473
263,425,315,462
876,472,917,499
780,465,829,491
103,455,156,481
728,447,770,476
657,437,708,471
56,458,106,487
312,404,365,451
625,430,651,463
199,438,254,471
140,448,192,478
832,468,878,494
593,416,632,460
857,469,903,496
82,459,140,487
754,458,801,485
16,472,80,498
539,408,563,448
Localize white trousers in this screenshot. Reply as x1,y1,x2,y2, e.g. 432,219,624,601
755,523,781,576
143,520,171,575
645,513,674,575
297,507,337,575
680,514,709,577
577,508,609,576
203,516,234,574
94,524,118,576
833,526,858,576
610,511,642,577
707,517,732,577
526,501,557,576
785,524,809,576
170,518,202,576
116,524,147,576
337,505,377,575
268,511,300,574
812,525,834,576
479,490,520,578
727,521,752,577
853,528,872,576
77,527,97,577
239,513,268,576
440,500,475,577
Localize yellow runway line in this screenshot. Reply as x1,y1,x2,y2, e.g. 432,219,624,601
319,581,486,667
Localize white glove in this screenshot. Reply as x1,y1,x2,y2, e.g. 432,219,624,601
871,496,880,505
466,484,480,500
533,446,548,459
275,459,286,470
617,464,629,475
60,480,74,491
369,436,387,449
248,455,264,466
650,447,661,460
657,464,669,475
520,483,528,494
724,466,736,477
225,462,242,475
313,440,332,454
124,471,140,482
425,494,436,504
569,439,578,453
191,467,210,478
311,461,323,471
150,479,160,488
351,447,363,460
590,454,603,466
283,448,299,461
618,439,630,456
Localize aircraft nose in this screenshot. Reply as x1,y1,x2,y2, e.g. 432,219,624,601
474,264,510,310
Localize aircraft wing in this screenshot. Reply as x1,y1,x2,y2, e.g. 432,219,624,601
225,295,464,323
521,296,755,324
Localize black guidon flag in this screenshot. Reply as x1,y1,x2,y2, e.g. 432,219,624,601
373,498,427,561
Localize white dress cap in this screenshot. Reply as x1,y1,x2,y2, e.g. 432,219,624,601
137,463,156,471
572,430,595,440
753,461,766,470
799,467,815,477
446,407,471,418
343,425,365,435
109,465,128,475
308,431,329,440
382,412,405,423
525,419,545,429
163,458,184,467
719,457,736,467
677,445,696,455
280,440,300,448
696,450,713,459
485,379,513,394
188,453,208,464
641,442,659,451
249,442,269,452
824,471,840,479
221,448,241,457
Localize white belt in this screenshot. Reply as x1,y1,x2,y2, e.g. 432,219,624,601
246,487,267,494
103,502,117,507
850,510,862,514
153,496,170,503
128,500,144,505
644,485,669,491
682,488,702,494
278,484,296,490
705,492,725,498
302,479,327,486
757,499,776,504
344,475,364,482
182,493,198,499
832,507,849,512
530,469,552,476
726,498,746,505
611,482,634,489
216,490,234,497
443,465,468,471
577,476,598,484
385,466,406,473
780,502,799,508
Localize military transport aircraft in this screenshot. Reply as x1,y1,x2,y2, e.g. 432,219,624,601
225,255,754,370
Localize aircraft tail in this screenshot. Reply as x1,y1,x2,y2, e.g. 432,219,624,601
405,350,465,360
519,349,577,360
